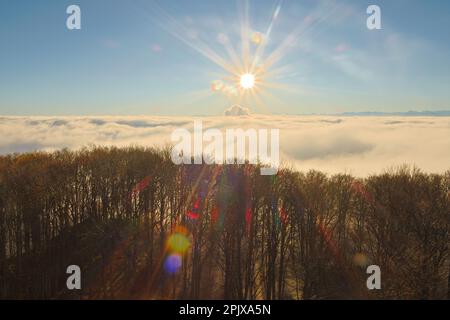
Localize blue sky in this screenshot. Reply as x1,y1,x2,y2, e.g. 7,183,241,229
1,0,449,115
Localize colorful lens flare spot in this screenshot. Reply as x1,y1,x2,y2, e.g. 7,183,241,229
211,80,224,92
167,233,190,254
251,32,263,45
164,254,182,274
187,211,199,219
353,253,369,267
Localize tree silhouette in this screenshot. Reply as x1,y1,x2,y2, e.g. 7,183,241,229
0,147,448,299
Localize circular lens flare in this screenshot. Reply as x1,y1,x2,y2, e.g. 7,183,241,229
353,253,369,267
251,32,263,45
167,233,190,254
164,254,182,274
240,73,255,89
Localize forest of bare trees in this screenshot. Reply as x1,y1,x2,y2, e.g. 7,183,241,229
0,147,449,299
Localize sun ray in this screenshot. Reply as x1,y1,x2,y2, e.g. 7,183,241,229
238,0,251,71
255,86,288,112
258,80,306,94
249,0,283,74
218,33,245,75
246,86,273,114
263,63,301,80
137,0,241,77
263,0,340,70
136,0,333,113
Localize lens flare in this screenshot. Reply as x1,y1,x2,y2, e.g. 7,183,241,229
167,233,190,254
211,80,224,92
251,32,263,45
164,254,182,274
353,253,369,267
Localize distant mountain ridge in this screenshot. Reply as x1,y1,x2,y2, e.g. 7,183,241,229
334,110,450,117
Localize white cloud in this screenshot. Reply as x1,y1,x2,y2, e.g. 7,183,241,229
224,105,251,116
0,115,449,176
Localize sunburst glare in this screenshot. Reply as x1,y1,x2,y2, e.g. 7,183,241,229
134,0,342,112
240,73,256,89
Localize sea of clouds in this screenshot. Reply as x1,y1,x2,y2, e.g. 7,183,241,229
0,115,449,176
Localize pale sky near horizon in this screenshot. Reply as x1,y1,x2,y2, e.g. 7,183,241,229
1,0,450,116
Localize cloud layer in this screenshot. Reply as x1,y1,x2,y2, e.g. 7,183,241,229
0,115,449,176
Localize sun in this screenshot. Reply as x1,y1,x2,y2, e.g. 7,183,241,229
240,73,255,90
